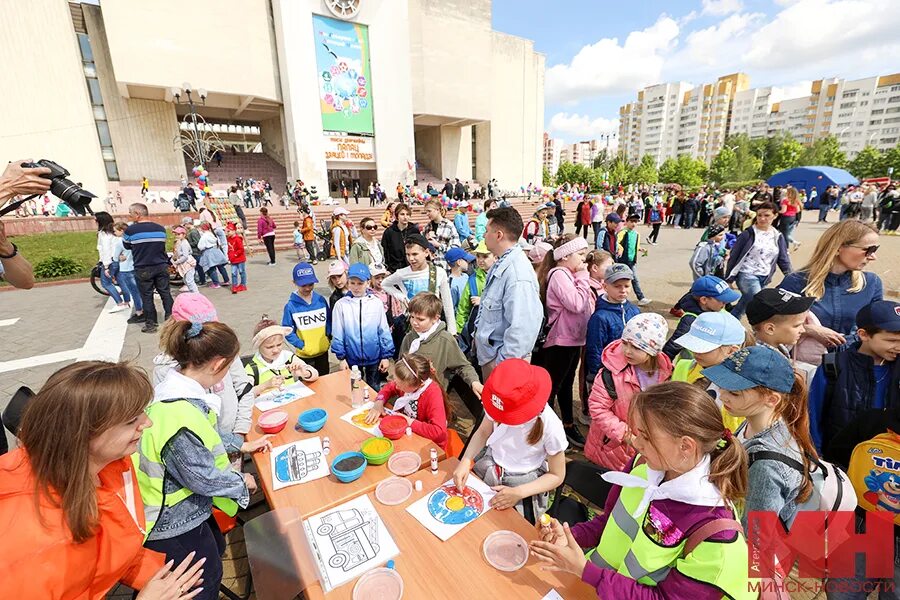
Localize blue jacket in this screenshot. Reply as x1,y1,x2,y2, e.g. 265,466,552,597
282,291,331,359
585,295,640,378
475,212,488,242
454,212,472,240
779,270,883,336
474,245,542,366
331,292,394,366
808,342,900,456
723,226,791,284
123,221,169,269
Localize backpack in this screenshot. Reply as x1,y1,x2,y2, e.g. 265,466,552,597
176,194,191,211
456,274,480,358
848,431,900,524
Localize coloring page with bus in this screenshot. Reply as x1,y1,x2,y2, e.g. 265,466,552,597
303,495,399,591
269,437,329,491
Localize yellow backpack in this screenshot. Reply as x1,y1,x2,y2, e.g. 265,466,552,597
848,430,900,524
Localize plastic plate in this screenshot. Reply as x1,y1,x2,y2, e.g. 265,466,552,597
375,477,413,506
352,567,404,600
483,530,529,572
387,451,421,477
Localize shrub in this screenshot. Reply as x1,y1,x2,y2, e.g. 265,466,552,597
33,256,83,279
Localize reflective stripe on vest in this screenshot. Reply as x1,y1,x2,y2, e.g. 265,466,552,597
247,355,294,388
586,460,754,599
132,399,239,539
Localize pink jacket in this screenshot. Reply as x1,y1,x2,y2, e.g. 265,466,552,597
585,339,673,470
545,267,595,348
257,215,276,239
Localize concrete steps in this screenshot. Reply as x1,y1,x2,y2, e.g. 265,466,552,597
184,152,288,194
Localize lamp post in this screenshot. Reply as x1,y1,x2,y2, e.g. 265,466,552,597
172,83,208,168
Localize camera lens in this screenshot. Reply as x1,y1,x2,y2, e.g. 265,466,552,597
50,177,95,209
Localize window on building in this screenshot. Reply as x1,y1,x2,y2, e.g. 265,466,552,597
76,32,118,181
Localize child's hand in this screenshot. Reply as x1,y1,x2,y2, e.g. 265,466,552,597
471,381,484,397
489,485,524,510
365,401,384,424
452,461,471,491
266,376,285,392
339,360,349,371
470,296,480,307
243,473,257,494
241,435,273,454
539,517,567,546
378,358,390,373
530,522,588,577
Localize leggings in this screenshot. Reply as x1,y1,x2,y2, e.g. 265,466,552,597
648,223,661,243
144,517,225,600
535,345,581,425
262,235,276,264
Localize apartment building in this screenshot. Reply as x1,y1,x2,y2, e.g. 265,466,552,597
542,133,563,175
558,139,602,168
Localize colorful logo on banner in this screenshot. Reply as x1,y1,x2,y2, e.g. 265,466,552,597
313,14,374,136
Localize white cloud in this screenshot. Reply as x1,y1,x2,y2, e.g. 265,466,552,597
544,16,679,105
675,12,765,69
701,0,744,16
772,80,814,101
548,113,619,141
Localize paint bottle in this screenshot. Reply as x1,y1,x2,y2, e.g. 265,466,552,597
322,436,331,455
350,365,363,408
405,426,412,437
430,448,438,475
363,387,371,404
414,480,423,492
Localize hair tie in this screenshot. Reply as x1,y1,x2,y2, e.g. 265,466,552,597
716,429,733,449
186,321,203,339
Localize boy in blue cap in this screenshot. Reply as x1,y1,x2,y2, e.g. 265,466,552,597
282,262,331,376
445,246,475,311
809,300,900,458
331,262,394,390
662,275,741,360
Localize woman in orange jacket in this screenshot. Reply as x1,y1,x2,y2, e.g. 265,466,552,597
0,361,204,600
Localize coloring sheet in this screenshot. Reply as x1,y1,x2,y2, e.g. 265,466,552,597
255,381,315,412
406,475,497,541
303,494,399,592
270,437,329,491
340,401,382,435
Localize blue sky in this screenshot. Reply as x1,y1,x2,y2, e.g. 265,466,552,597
493,0,900,144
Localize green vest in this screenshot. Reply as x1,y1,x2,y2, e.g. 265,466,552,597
245,354,295,387
132,399,239,539
588,461,754,599
672,358,701,383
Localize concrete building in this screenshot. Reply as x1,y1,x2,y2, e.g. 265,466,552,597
618,71,900,164
0,0,544,206
558,139,603,168
542,132,562,176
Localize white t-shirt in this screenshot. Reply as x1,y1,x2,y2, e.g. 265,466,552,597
740,227,778,277
486,405,568,473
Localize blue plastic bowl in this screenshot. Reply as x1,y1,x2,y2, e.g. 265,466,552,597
297,408,328,432
331,451,367,483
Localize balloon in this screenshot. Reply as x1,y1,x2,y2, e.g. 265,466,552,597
204,186,211,194
202,170,208,177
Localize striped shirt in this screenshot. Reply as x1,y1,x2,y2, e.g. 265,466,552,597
123,222,169,268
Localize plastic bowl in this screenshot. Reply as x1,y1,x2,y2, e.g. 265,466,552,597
379,414,407,440
361,436,394,465
331,451,367,483
387,451,422,477
352,567,403,600
258,410,288,434
483,530,529,572
297,408,328,432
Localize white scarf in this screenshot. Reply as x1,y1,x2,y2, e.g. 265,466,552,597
392,378,433,417
154,368,223,417
408,321,441,354
601,454,724,519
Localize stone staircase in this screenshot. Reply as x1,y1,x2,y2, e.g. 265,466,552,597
184,152,288,193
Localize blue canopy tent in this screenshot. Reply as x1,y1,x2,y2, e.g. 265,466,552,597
766,166,859,209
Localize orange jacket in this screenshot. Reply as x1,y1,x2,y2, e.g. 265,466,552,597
0,449,164,599
301,216,316,241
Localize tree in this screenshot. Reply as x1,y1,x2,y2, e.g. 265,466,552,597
883,144,900,178
768,136,804,177
542,165,553,187
592,149,611,170
847,145,885,179
709,146,737,185
633,154,658,185
799,135,847,169
659,154,707,188
608,156,633,187
724,133,763,181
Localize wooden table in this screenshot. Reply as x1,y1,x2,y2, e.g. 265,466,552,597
298,458,597,600
248,371,445,518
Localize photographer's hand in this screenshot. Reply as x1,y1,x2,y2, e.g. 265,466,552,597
0,220,34,289
0,161,52,203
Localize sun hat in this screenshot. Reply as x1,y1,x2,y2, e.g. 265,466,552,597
370,263,388,277
528,241,553,265
474,240,490,254
701,345,794,393
328,260,347,277
172,226,186,235
348,263,371,281
292,262,318,286
481,359,551,426
604,263,634,284
333,207,350,216
170,292,218,323
621,313,668,356
445,247,475,264
674,311,746,354
746,288,815,326
690,275,740,304
252,325,293,350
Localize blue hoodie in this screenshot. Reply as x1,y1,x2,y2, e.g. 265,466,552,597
331,291,394,367
585,294,640,378
282,291,331,358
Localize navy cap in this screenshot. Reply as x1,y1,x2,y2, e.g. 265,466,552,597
605,213,622,223
404,233,433,252
347,262,371,281
445,247,475,264
746,288,815,326
857,301,900,332
292,262,318,286
690,275,741,304
701,345,795,393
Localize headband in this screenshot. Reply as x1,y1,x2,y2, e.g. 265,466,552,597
400,356,422,384
252,325,294,349
553,236,589,261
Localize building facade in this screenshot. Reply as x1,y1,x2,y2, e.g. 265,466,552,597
542,133,562,176
618,72,900,165
0,0,544,204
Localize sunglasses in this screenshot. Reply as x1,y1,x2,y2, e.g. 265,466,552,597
364,225,378,230
849,244,879,256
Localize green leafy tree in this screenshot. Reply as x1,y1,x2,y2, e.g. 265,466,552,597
768,137,804,176
709,146,737,185
592,149,611,170
633,154,658,184
554,161,577,186
659,154,707,188
608,156,634,186
542,165,553,187
882,144,900,178
724,133,763,181
800,135,847,169
847,145,885,179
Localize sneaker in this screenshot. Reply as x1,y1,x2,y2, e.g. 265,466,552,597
141,323,158,334
577,412,592,426
232,287,238,295
179,285,190,292
564,425,586,449
208,283,221,289
238,285,247,292
108,304,126,313
637,298,652,306
127,314,145,324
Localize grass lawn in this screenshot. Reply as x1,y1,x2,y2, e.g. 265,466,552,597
9,230,98,283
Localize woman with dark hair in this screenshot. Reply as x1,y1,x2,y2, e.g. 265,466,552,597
257,206,277,265
95,211,130,312
380,203,420,272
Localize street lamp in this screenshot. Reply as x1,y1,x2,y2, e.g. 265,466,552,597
172,84,208,168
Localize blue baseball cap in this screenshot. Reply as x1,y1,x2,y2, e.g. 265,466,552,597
605,213,622,223
701,345,795,393
445,247,475,264
347,262,371,281
857,301,900,332
690,275,741,304
292,262,318,286
674,311,746,353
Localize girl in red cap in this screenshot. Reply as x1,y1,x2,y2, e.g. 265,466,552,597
453,359,567,523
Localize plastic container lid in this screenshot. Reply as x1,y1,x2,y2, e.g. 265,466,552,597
387,451,421,477
483,530,529,572
375,477,413,506
352,567,404,600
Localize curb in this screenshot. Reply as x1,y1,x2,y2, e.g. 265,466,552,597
0,277,90,292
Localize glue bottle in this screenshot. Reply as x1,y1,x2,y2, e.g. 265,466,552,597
430,448,438,475
350,365,363,408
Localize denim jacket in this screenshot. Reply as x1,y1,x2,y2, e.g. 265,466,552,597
739,419,805,530
147,397,249,541
473,245,542,366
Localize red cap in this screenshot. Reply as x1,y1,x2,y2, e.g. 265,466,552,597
225,222,237,231
481,359,551,425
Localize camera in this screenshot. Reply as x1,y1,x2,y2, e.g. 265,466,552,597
21,159,96,212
